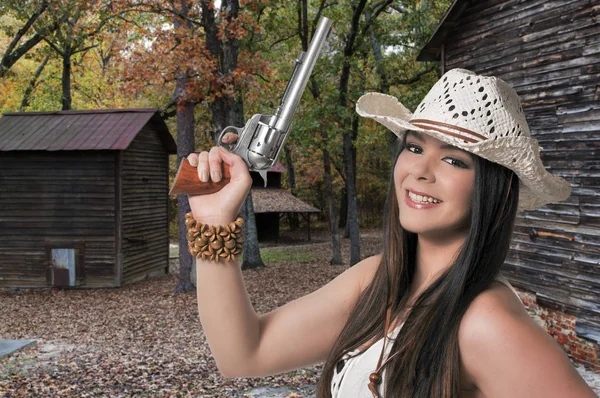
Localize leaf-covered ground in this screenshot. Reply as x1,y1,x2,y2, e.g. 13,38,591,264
2,228,598,397
0,229,384,398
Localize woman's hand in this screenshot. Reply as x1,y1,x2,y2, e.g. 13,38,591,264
186,133,252,225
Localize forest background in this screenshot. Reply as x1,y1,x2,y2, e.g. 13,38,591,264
0,0,452,291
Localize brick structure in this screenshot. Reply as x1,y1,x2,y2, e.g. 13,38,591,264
516,287,600,372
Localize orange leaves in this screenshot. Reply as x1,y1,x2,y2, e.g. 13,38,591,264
114,2,270,108
216,10,256,42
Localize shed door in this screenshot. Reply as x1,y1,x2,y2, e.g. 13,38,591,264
51,248,76,287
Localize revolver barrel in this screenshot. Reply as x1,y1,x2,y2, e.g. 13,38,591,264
273,17,332,133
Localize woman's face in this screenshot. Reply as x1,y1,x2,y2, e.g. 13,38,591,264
394,131,475,240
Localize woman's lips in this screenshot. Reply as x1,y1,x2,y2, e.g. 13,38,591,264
404,190,442,209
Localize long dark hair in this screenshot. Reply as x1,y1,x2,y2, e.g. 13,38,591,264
317,134,520,397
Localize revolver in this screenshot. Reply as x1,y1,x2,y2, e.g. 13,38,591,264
169,16,333,196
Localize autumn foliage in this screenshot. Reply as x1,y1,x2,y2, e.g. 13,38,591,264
0,0,452,238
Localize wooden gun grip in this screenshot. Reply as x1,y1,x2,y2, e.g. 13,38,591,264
169,158,232,196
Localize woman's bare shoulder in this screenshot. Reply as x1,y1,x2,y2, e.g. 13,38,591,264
458,281,595,397
356,253,383,292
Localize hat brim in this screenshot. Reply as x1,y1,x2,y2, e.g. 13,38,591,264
356,92,572,211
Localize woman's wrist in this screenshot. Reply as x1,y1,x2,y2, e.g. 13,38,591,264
191,212,240,226
185,213,244,262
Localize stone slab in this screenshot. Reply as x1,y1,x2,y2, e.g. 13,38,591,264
242,384,317,398
0,340,36,359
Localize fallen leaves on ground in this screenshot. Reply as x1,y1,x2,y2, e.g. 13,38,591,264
0,229,383,398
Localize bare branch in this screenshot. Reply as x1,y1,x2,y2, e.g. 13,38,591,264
268,31,299,51
388,64,436,86
72,43,99,55
123,2,203,27
360,0,394,38
251,73,270,83
42,37,64,56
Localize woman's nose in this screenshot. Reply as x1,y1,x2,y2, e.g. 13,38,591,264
409,155,436,182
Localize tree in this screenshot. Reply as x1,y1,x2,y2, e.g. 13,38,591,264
116,0,269,283
0,0,59,78
41,0,121,110
172,0,199,293
19,53,50,110
199,0,265,270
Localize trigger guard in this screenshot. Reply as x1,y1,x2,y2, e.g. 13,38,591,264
217,126,242,151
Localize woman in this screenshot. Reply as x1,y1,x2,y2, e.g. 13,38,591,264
185,69,596,397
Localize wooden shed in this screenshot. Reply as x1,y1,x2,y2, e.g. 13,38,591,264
0,109,176,288
418,0,600,370
250,164,320,241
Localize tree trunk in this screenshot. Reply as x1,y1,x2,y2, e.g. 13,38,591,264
175,97,196,293
322,141,343,265
337,0,368,266
20,54,49,110
241,191,265,269
284,146,300,230
367,9,390,94
345,114,361,265
338,186,347,231
343,131,360,265
173,0,196,293
201,0,264,268
61,47,72,110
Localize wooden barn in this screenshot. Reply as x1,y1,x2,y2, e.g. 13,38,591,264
249,164,320,241
418,0,600,370
0,109,176,289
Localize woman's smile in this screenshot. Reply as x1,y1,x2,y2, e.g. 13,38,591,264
405,189,443,209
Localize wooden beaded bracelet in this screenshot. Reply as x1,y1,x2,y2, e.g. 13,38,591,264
184,212,244,262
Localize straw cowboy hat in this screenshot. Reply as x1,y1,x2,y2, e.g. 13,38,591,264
355,68,571,211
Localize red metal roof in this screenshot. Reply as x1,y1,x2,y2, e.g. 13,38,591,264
0,108,176,153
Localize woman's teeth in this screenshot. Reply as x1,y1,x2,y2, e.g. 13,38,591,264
408,191,441,204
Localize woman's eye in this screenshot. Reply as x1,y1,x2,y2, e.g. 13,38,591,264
406,143,422,154
444,158,468,168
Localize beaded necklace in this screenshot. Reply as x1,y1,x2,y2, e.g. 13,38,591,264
367,307,402,397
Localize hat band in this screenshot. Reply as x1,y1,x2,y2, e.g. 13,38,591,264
410,119,487,143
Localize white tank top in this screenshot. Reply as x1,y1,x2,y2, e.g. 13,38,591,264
330,273,520,397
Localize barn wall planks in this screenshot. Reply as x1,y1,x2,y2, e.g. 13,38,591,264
442,0,600,337
0,151,117,287
120,126,169,284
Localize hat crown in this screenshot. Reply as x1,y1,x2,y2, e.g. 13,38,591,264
412,69,530,144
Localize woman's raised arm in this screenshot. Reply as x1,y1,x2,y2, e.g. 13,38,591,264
188,145,380,378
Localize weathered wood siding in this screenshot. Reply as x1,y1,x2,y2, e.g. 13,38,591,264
120,126,169,284
0,151,117,287
442,0,600,339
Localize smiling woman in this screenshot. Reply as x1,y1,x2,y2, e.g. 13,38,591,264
396,131,475,241
183,69,595,398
